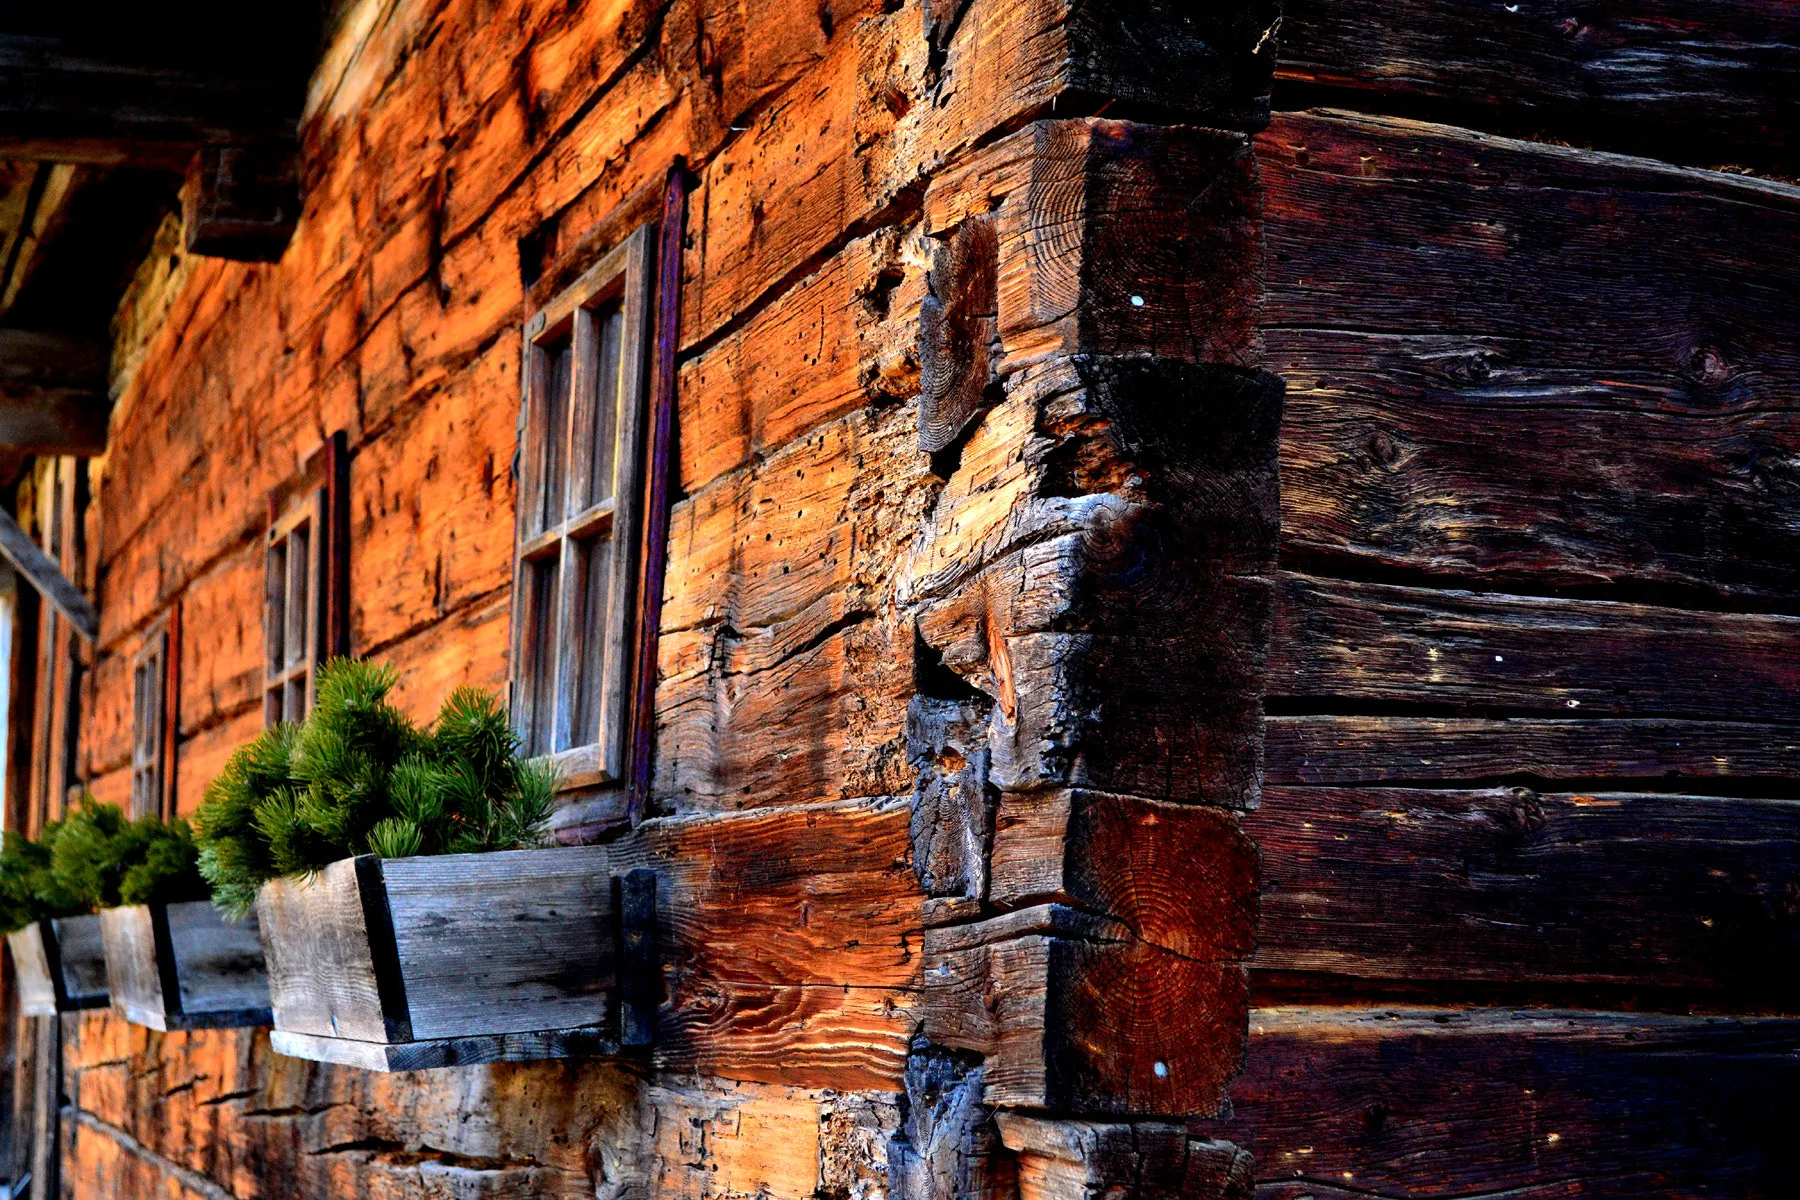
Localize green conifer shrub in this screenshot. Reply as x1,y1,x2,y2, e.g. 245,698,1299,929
195,658,558,917
0,798,209,934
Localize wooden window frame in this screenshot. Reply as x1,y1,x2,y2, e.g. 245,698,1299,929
511,222,656,787
130,612,177,820
264,487,327,725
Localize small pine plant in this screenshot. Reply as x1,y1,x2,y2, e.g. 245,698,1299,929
0,797,207,934
195,659,558,917
0,821,83,935
52,796,210,911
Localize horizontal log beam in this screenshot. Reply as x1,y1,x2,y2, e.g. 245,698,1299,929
1265,715,1800,786
1270,572,1800,723
1200,1006,1800,1197
1262,112,1800,605
922,906,1248,1116
1247,786,1800,998
1276,0,1800,171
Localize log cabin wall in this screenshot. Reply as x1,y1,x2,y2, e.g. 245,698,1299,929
40,0,1278,1198
1196,5,1800,1198
7,1,1794,1199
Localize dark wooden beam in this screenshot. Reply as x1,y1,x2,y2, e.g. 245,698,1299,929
0,506,96,641
0,21,312,169
182,144,299,262
0,327,106,454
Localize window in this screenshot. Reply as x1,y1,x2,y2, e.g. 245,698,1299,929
512,223,655,782
130,617,172,819
265,488,326,724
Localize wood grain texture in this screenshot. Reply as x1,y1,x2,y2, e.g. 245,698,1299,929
8,922,58,1015
1265,715,1800,786
1262,112,1800,605
997,1114,1254,1200
923,907,1247,1115
989,789,1258,962
102,901,270,1031
1276,0,1800,171
919,215,999,452
1199,1007,1800,1198
380,847,616,1041
1248,786,1800,999
257,856,389,1043
1270,572,1800,721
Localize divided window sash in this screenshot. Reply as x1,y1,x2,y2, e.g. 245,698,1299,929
511,223,656,785
130,621,170,819
265,488,327,725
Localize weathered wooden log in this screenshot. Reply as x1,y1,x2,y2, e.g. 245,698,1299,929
989,788,1258,963
918,215,998,453
1247,786,1800,1000
258,848,622,1070
922,906,1247,1115
1276,0,1800,171
7,915,109,1015
1198,1006,1800,1198
1265,715,1800,787
1270,572,1800,722
997,1114,1253,1200
99,901,270,1031
1262,111,1800,604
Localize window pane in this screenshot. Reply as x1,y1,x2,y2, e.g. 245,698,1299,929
588,301,626,504
285,523,310,669
265,539,287,673
541,338,574,529
572,534,615,747
525,555,561,757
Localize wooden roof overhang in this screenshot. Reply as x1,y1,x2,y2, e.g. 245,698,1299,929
0,4,321,467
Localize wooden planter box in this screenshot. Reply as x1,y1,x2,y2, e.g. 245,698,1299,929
7,915,110,1015
101,901,273,1030
257,848,654,1071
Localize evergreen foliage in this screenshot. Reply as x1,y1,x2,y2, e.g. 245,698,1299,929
0,798,208,934
195,659,558,917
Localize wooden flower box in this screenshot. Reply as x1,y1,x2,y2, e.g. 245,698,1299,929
256,848,655,1071
7,915,110,1015
100,901,273,1030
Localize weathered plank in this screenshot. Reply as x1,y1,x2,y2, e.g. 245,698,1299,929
100,902,270,1031
923,906,1247,1115
269,1025,613,1073
1265,715,1800,786
989,789,1258,962
1269,572,1800,721
1248,786,1800,998
381,847,616,1041
1276,0,1800,171
256,856,392,1044
1199,1007,1800,1198
0,507,97,640
8,921,59,1015
1262,111,1800,602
